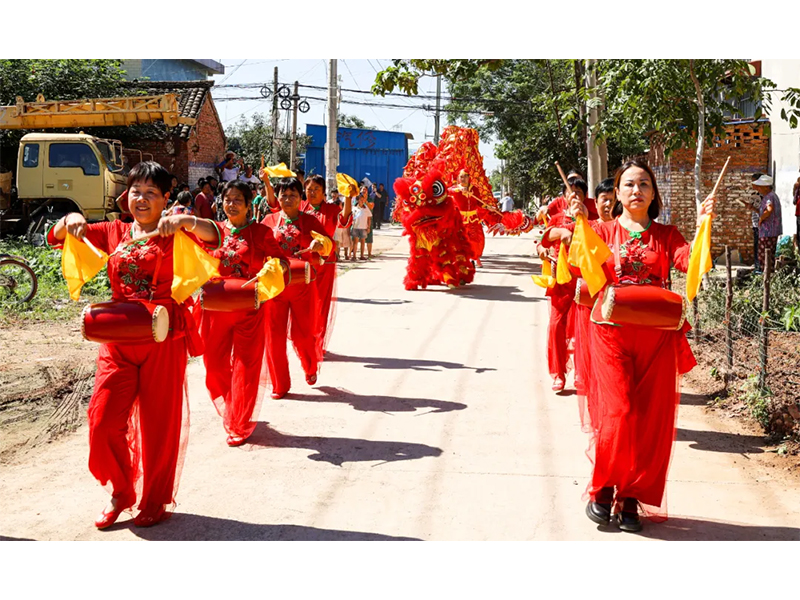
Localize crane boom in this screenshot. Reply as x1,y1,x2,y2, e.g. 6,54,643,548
0,93,196,129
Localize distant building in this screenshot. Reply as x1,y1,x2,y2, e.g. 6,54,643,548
121,60,224,82
304,125,411,189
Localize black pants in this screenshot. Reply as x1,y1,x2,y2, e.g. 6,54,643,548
374,203,384,228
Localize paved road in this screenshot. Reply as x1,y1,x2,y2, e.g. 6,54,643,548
1,228,798,540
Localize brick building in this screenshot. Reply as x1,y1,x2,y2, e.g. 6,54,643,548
119,80,227,186
647,120,769,264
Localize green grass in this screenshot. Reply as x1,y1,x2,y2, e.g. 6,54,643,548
0,236,110,324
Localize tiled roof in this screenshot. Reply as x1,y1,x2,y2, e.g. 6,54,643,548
120,80,214,139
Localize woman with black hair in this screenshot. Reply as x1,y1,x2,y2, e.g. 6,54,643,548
47,161,221,529
199,180,284,446
548,159,716,532
260,177,332,398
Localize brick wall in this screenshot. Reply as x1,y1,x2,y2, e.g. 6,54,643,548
124,137,189,182
187,94,226,185
648,122,769,264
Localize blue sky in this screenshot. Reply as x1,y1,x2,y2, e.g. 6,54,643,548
210,59,500,174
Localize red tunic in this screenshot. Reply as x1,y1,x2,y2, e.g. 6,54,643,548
200,221,283,440
301,200,353,356
47,220,218,520
547,196,599,221
260,211,331,394
447,185,499,260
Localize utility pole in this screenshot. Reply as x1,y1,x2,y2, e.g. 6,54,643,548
290,81,299,171
326,59,339,197
433,74,442,143
271,67,279,163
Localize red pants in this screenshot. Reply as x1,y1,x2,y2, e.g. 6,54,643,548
588,323,685,516
313,261,336,357
201,306,267,439
464,221,485,260
573,303,598,431
263,282,319,394
546,280,576,378
88,336,188,516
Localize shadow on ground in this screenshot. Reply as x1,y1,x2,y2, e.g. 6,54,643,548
128,514,421,541
680,392,713,406
325,351,495,374
294,385,467,415
447,284,543,303
613,516,800,541
675,427,765,454
336,297,411,306
244,422,443,466
479,256,541,276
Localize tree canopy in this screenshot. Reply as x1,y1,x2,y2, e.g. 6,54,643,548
225,112,310,169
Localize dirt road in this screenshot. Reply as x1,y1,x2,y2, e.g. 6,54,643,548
1,228,798,541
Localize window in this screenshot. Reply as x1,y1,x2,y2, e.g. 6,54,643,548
22,144,39,167
48,143,100,176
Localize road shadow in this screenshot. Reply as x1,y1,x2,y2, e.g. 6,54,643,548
294,385,467,415
675,427,766,454
556,389,577,397
245,422,443,466
324,351,495,374
129,514,421,541
448,284,543,303
479,256,541,275
336,297,411,306
612,516,800,541
680,392,713,406
0,535,35,541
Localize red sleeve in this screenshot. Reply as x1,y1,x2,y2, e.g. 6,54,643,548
540,216,575,249
338,212,353,228
547,197,566,218
667,225,691,273
46,220,115,253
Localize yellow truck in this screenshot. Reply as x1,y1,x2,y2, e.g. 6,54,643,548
0,93,195,243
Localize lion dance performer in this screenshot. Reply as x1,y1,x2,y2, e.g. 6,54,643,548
48,161,221,529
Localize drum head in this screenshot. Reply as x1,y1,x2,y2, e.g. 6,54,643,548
152,305,169,342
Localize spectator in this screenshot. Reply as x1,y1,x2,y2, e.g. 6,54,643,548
749,173,762,269
170,190,195,215
218,153,242,182
194,178,215,220
239,164,260,186
330,189,342,206
170,175,180,203
375,183,389,227
500,191,515,212
207,176,219,197
754,174,782,273
295,169,305,186
252,182,266,221
350,189,372,260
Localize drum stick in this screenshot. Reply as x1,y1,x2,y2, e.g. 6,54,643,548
82,237,105,260
555,161,571,191
710,156,731,198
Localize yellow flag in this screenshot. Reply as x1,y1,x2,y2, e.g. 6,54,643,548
568,214,611,297
555,241,572,284
171,229,221,304
686,214,713,302
62,233,109,301
264,162,296,178
256,258,285,302
310,230,333,257
336,172,359,197
532,257,556,289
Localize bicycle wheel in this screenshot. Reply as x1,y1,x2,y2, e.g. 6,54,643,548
0,259,38,303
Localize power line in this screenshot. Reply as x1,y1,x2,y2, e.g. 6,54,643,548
216,59,248,86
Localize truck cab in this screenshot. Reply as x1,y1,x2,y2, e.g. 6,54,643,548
16,133,126,242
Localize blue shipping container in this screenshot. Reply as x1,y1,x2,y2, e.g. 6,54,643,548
304,124,410,190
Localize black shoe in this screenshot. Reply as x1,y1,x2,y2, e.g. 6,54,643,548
616,511,643,532
586,501,612,526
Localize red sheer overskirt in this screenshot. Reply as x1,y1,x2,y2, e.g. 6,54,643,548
546,280,576,379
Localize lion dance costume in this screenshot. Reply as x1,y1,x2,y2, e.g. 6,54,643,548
394,127,534,288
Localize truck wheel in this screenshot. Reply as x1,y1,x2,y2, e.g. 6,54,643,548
26,213,65,247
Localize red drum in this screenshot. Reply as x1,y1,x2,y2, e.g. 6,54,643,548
590,284,687,331
201,278,260,312
82,301,169,344
285,258,315,286
573,278,596,307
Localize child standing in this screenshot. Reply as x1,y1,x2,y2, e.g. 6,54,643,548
350,192,372,260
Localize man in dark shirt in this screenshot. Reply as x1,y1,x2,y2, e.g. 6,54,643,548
374,183,389,229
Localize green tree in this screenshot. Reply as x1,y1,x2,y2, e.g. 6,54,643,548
338,113,374,129
225,112,310,170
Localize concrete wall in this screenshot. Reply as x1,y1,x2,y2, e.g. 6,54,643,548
761,59,800,236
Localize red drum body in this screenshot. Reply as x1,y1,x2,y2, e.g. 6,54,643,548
574,278,596,307
285,258,315,286
82,301,169,344
201,278,259,312
591,284,687,331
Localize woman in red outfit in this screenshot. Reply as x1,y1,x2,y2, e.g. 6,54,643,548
48,161,221,529
302,175,352,356
448,170,502,267
549,159,716,532
260,177,332,398
200,180,284,447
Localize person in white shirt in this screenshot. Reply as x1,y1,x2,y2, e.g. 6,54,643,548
350,191,373,260
238,164,260,186
500,192,515,212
